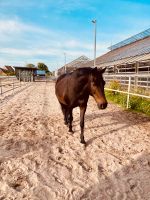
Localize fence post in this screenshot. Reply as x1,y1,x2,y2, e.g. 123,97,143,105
127,76,131,109
0,79,2,95
12,78,14,95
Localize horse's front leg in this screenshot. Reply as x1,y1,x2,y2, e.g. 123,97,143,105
79,105,87,144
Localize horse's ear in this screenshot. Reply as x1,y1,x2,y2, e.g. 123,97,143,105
92,67,97,72
100,67,106,74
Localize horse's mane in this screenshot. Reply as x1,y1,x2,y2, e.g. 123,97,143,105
74,67,93,76
56,73,67,83
75,67,92,72
56,67,93,83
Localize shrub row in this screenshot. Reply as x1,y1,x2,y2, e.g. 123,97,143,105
105,80,150,116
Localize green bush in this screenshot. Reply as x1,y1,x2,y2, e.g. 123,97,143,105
129,96,150,115
105,82,150,116
108,80,121,95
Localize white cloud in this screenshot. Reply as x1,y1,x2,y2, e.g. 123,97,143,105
0,19,49,34
0,18,110,70
0,20,83,66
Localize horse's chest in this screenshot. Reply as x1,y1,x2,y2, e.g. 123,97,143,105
78,98,86,105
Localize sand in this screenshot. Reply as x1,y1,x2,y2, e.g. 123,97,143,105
0,81,150,200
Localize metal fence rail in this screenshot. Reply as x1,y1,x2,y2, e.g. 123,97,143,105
34,76,56,82
0,76,30,96
104,74,150,108
104,74,150,89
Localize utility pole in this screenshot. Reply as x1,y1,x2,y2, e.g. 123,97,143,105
64,52,66,73
92,20,97,67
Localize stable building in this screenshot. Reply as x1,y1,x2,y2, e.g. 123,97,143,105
80,28,150,74
14,66,38,81
0,66,15,76
57,55,91,76
36,70,46,77
0,68,7,76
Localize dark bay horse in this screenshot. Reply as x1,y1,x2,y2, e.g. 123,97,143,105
55,67,107,144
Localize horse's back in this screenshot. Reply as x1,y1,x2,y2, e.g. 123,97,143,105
55,73,72,105
55,69,90,106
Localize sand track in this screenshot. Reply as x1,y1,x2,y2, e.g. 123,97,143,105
0,82,150,200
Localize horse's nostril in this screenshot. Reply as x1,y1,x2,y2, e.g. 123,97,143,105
98,103,107,109
103,103,107,109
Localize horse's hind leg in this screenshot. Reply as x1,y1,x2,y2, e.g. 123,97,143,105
67,109,73,132
60,103,68,125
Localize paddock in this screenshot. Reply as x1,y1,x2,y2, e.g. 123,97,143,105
0,81,150,199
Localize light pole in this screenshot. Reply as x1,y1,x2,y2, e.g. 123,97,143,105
92,19,97,67
64,52,66,73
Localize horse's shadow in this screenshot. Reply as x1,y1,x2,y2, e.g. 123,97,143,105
73,109,150,147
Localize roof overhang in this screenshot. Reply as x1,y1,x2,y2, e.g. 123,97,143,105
14,66,38,70
97,53,150,68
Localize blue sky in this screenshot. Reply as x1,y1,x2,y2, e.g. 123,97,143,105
0,0,150,71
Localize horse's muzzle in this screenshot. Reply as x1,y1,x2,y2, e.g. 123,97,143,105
97,102,108,109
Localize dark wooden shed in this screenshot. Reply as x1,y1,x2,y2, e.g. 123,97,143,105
14,66,38,82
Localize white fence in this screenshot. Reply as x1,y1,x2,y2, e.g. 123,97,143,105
104,74,150,108
0,76,30,96
34,76,56,82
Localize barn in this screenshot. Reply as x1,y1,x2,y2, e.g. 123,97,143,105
36,70,46,76
56,29,150,76
55,29,150,93
80,28,150,74
0,66,15,76
14,66,38,81
0,68,7,76
57,55,91,76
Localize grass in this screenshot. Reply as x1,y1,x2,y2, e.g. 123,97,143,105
105,80,150,116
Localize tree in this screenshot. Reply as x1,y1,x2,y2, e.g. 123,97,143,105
37,62,49,73
26,63,35,68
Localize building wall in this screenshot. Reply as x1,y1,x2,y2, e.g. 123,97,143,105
15,68,35,81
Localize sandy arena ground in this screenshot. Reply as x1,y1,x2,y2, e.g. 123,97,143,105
0,82,150,200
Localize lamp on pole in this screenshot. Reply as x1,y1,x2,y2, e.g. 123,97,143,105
64,52,66,73
92,19,97,67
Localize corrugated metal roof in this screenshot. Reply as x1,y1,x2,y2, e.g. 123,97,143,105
98,53,150,68
96,36,150,64
14,66,38,70
65,55,90,68
58,55,91,74
108,28,150,50
78,35,150,68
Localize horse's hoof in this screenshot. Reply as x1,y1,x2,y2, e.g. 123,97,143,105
80,140,86,145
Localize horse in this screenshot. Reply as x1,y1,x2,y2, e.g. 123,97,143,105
55,67,107,144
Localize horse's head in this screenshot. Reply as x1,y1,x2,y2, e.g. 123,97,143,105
90,67,108,109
